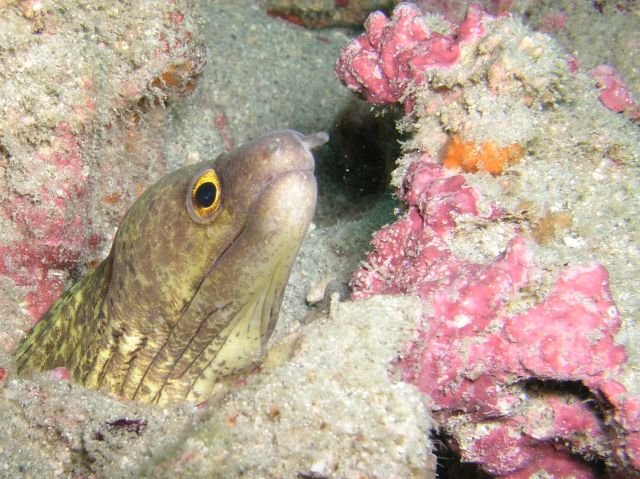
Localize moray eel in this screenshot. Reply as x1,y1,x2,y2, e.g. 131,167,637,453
14,129,327,405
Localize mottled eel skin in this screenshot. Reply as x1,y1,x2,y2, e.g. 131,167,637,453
14,130,327,405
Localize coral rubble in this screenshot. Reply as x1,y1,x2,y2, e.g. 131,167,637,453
264,0,394,28
144,297,435,478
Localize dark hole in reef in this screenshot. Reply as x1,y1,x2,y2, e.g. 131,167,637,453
432,379,610,478
520,380,612,475
522,378,610,476
314,98,404,224
0,143,10,162
432,430,491,479
521,378,609,425
433,420,608,478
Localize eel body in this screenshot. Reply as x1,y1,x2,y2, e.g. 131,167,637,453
14,130,327,405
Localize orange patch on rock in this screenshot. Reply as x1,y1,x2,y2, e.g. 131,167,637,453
443,135,524,175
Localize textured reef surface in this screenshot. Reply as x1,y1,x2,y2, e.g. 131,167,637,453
0,0,638,478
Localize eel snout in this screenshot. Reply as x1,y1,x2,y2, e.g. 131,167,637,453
260,129,329,174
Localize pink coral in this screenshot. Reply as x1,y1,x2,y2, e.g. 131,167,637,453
352,153,640,476
338,3,640,475
0,3,203,325
334,2,489,110
0,124,91,321
592,65,640,120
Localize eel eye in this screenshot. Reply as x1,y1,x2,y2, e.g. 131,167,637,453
186,168,222,223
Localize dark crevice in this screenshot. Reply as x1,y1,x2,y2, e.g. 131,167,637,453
314,99,405,226
521,378,609,424
433,379,615,477
432,430,491,479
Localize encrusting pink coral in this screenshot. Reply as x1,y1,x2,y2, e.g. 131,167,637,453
334,2,489,111
0,124,92,321
352,152,640,477
338,3,640,475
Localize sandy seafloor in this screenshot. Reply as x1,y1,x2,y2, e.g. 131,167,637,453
0,0,638,478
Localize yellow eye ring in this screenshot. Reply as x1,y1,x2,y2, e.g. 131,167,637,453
186,168,222,223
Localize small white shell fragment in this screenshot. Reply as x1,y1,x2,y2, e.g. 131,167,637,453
306,274,336,304
563,235,585,249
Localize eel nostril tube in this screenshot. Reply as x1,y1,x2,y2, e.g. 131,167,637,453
301,131,329,151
